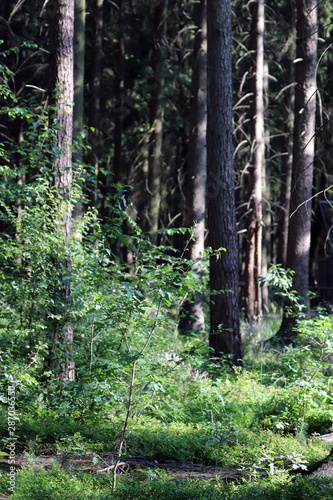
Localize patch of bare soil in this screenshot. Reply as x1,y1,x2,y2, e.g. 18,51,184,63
1,445,333,500
97,455,246,482
310,460,333,478
0,453,246,483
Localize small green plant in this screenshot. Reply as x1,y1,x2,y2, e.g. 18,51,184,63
255,266,333,437
250,446,308,478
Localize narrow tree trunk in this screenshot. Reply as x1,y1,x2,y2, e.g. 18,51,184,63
112,0,131,263
278,0,317,339
276,1,295,268
261,60,270,310
146,0,168,242
244,0,264,319
179,0,207,334
49,0,75,381
207,0,242,366
114,0,125,186
16,127,25,267
88,0,104,209
277,89,294,268
73,0,86,223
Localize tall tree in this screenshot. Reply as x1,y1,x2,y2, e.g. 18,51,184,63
207,0,243,365
88,0,104,209
114,0,125,187
278,0,317,338
179,0,207,334
49,0,75,381
244,0,265,318
73,0,86,223
276,0,295,269
146,0,168,242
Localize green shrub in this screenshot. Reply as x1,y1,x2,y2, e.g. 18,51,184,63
306,409,333,436
255,387,305,434
113,476,226,500
4,469,333,500
2,469,104,500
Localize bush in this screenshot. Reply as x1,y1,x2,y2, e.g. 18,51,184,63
4,468,333,500
2,469,103,500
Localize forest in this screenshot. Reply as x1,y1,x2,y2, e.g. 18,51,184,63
1,0,333,498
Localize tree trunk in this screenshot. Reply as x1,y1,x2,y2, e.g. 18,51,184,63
278,0,317,339
261,60,270,310
276,0,295,269
146,0,168,242
49,0,75,381
114,0,125,186
88,0,104,209
207,0,242,366
73,0,86,223
244,0,264,319
179,0,207,334
261,185,270,310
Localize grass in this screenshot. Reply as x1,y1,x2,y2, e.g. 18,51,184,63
2,313,333,499
2,467,333,499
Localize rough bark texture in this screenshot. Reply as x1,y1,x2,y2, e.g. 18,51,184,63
278,0,317,339
179,0,207,334
244,0,264,319
207,0,242,365
49,0,75,381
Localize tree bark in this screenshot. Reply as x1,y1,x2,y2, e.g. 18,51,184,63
207,0,242,366
49,0,75,381
179,0,207,334
114,0,125,186
146,0,168,243
73,0,86,223
276,0,295,269
278,0,317,339
88,0,104,209
244,0,264,319
261,59,270,310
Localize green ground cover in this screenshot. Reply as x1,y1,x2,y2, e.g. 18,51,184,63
2,311,333,499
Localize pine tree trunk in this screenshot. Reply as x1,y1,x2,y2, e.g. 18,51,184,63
261,60,270,310
207,0,242,366
49,0,75,381
146,0,168,242
73,0,86,223
88,0,104,209
276,0,295,268
179,0,207,334
277,0,317,339
244,0,264,319
114,0,125,186
288,0,317,298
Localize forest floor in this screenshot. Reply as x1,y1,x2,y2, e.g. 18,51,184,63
309,459,333,477
0,453,248,481
0,454,250,499
1,455,333,500
1,448,333,484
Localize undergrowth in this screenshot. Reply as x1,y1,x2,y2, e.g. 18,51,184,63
2,467,333,499
2,261,333,498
